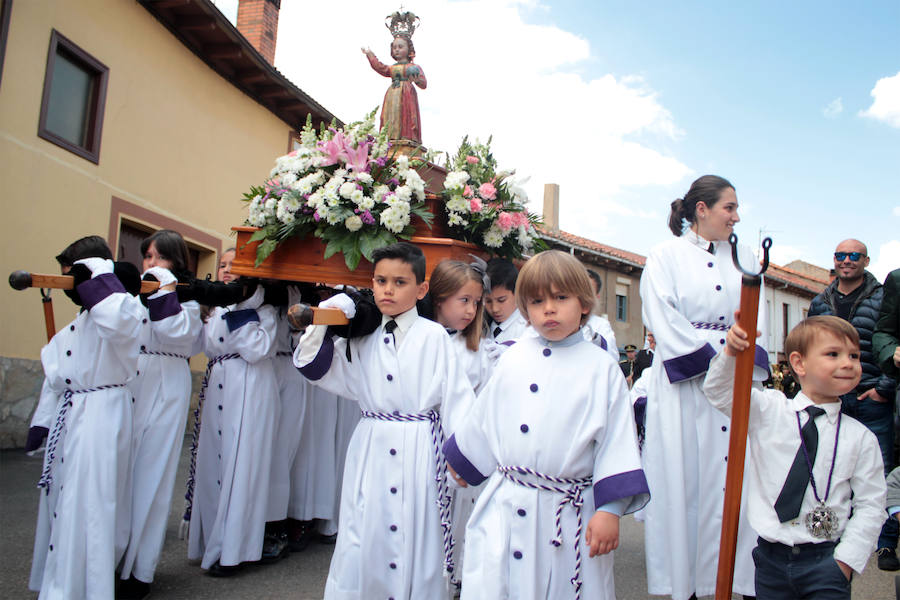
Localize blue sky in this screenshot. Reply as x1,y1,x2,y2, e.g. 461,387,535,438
214,0,899,279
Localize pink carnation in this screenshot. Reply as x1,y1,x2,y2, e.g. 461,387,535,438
513,212,529,227
479,182,497,200
469,198,483,213
466,155,479,164
497,211,515,232
463,185,474,198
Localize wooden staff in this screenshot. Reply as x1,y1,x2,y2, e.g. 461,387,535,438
8,270,169,294
40,288,56,343
715,234,771,600
287,303,350,328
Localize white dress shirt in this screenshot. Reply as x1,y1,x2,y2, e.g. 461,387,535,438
703,353,886,573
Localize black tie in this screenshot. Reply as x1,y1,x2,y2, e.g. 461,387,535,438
707,242,715,254
445,328,458,336
493,326,502,338
774,405,826,522
385,320,398,345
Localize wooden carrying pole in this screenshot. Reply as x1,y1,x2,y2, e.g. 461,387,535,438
715,235,771,600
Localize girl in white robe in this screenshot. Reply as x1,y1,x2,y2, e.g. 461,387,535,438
28,241,145,600
639,175,768,600
444,250,649,600
118,231,202,597
293,288,477,598
187,284,279,573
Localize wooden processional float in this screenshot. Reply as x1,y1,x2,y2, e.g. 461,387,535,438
230,160,487,327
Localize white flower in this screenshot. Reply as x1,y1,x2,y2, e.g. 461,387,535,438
301,128,317,148
345,215,363,232
307,190,324,209
339,181,357,199
355,171,373,185
373,184,389,203
279,171,298,187
448,213,468,227
404,170,426,200
396,154,409,173
446,195,469,215
518,225,533,249
358,196,375,211
350,189,364,205
380,203,411,234
282,194,301,212
395,185,412,202
325,209,342,225
483,225,504,248
264,198,277,216
443,170,469,191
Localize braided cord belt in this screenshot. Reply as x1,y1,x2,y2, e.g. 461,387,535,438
360,409,458,584
498,465,593,600
37,383,128,493
182,353,240,522
140,349,190,360
690,321,730,332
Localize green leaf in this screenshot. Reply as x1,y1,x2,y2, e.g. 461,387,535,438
323,238,342,261
248,229,268,243
343,244,362,271
254,239,278,267
358,230,382,262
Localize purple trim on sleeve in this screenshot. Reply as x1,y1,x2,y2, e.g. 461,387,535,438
77,272,125,310
597,335,608,350
593,469,650,512
633,396,647,429
148,292,182,321
443,434,488,486
500,340,516,347
224,309,259,332
663,343,716,383
298,334,334,381
754,344,771,376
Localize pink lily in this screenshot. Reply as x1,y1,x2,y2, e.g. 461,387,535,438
342,140,371,172
318,131,349,166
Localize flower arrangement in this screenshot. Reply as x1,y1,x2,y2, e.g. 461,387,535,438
441,136,546,259
243,110,432,269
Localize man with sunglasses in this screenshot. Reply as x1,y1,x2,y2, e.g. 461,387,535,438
809,238,899,570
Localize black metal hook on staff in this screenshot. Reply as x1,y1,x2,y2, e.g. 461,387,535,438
729,233,772,282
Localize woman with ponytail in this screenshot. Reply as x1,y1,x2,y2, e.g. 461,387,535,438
639,175,769,600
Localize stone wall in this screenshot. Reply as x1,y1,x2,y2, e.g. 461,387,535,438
0,356,204,449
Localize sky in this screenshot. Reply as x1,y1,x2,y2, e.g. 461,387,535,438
213,0,900,280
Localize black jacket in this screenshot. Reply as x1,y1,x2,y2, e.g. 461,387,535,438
808,271,896,399
873,268,900,379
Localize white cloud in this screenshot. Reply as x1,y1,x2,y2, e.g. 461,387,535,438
859,70,900,128
868,239,900,282
273,0,691,225
893,206,900,217
822,97,843,119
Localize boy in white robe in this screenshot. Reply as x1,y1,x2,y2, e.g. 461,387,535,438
484,258,528,343
27,236,146,599
293,242,477,600
444,250,649,600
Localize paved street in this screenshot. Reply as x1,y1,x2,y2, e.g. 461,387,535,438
1,441,895,599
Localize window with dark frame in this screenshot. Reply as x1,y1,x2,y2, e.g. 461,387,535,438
37,30,108,164
616,294,627,322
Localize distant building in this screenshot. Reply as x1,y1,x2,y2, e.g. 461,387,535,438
764,261,829,363
0,0,337,447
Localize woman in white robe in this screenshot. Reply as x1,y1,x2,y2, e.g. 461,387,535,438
119,233,202,595
187,284,279,572
28,248,145,599
639,175,769,600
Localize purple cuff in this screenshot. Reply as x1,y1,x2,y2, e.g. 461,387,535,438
77,272,126,310
754,344,771,376
298,334,334,381
501,340,516,347
593,469,650,512
663,343,716,383
148,292,182,321
224,309,259,332
633,396,647,429
443,434,488,486
597,335,608,351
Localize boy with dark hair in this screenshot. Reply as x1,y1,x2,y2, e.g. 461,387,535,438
293,241,476,599
705,315,886,599
484,257,527,342
28,236,147,598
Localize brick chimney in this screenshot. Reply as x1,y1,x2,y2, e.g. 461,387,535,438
543,183,560,231
236,0,280,64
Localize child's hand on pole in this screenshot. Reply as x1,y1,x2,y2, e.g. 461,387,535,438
586,510,619,557
724,310,760,357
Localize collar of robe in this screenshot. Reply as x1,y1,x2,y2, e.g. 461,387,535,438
683,229,717,253
537,329,584,348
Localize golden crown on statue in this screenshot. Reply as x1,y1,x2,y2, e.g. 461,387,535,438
385,9,420,38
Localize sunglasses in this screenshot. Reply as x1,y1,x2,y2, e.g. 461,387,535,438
834,252,865,262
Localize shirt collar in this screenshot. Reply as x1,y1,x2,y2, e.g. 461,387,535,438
537,329,584,348
382,305,418,334
497,308,522,331
791,392,842,424
683,228,716,253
